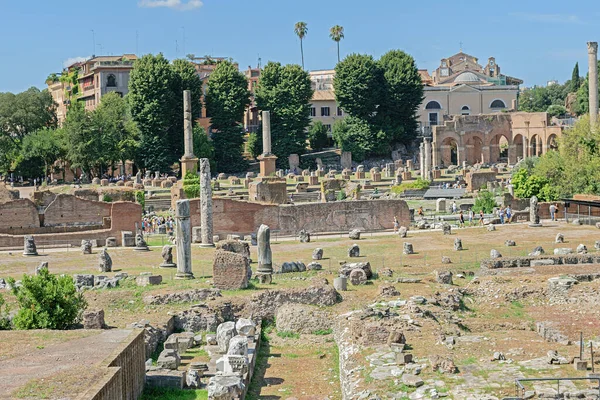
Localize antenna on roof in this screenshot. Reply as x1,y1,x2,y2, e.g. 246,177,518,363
258,54,261,69
459,41,463,52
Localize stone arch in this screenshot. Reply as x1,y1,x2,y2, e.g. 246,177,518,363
441,137,459,166
547,133,558,151
465,135,484,164
488,133,510,163
530,134,542,156
461,105,470,115
513,134,524,160
106,74,117,87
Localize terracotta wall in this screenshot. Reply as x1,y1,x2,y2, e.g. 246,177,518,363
0,199,39,231
44,194,112,227
190,198,410,235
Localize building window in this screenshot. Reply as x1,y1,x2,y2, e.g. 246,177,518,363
337,107,343,116
324,124,332,132
461,105,470,115
425,101,442,110
428,112,438,126
490,99,507,109
321,107,330,117
107,74,117,87
310,107,316,117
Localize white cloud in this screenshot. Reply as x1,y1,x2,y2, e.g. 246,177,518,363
510,12,583,24
63,56,89,68
138,0,203,11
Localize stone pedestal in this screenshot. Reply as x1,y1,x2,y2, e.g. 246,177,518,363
334,276,347,291
181,158,198,177
258,155,277,177
308,175,319,185
175,200,194,280
406,160,413,170
355,172,365,180
372,172,381,182
432,169,441,179
402,171,412,181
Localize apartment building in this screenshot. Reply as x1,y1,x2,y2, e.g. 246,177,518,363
309,70,343,135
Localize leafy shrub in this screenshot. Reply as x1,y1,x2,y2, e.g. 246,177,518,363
247,131,262,159
472,190,497,213
135,190,145,209
312,328,333,335
8,269,87,330
336,190,347,201
183,184,200,199
308,121,329,151
102,193,113,202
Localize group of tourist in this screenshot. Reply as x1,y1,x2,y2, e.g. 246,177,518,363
142,215,175,234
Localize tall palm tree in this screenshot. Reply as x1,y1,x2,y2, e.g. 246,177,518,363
294,21,308,69
329,25,345,63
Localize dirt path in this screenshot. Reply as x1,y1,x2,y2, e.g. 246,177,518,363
0,329,132,398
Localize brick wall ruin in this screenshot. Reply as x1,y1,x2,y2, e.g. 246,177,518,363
190,198,410,236
0,195,141,248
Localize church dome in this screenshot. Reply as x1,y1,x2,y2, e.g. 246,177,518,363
454,72,480,83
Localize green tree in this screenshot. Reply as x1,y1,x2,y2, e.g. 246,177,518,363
472,190,497,213
332,117,385,161
329,25,344,63
16,128,66,178
63,102,99,177
247,131,262,158
8,269,87,330
128,53,179,172
377,49,424,143
546,104,568,118
205,60,250,172
571,62,580,92
334,54,383,121
0,88,57,174
92,92,139,174
255,62,313,167
192,124,214,163
308,121,329,151
294,22,308,70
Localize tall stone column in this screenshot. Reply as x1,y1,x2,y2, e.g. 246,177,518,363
419,143,424,179
588,42,598,130
424,138,431,179
258,111,277,177
175,199,194,279
181,90,199,177
199,158,214,247
522,137,528,159
262,111,271,155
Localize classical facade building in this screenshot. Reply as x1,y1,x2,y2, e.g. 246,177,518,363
431,112,562,168
419,51,522,131
309,70,343,135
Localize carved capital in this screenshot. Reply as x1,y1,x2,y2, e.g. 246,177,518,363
588,42,598,55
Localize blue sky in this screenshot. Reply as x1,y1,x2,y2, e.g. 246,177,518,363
1,0,598,92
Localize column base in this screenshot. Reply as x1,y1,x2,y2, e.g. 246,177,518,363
175,272,195,280
159,263,177,268
181,157,199,177
198,243,215,248
258,154,277,177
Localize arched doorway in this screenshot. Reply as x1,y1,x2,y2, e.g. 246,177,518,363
531,134,541,156
547,134,558,151
488,134,510,163
466,136,484,164
513,134,524,160
441,137,458,166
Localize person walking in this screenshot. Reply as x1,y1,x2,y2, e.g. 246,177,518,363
506,205,512,223
498,207,505,224
468,209,474,225
479,209,484,226
452,201,457,214
459,210,465,227
393,216,399,233
549,203,557,221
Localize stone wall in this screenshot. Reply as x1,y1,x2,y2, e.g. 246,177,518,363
465,171,497,192
0,199,39,231
44,194,112,227
190,198,410,236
